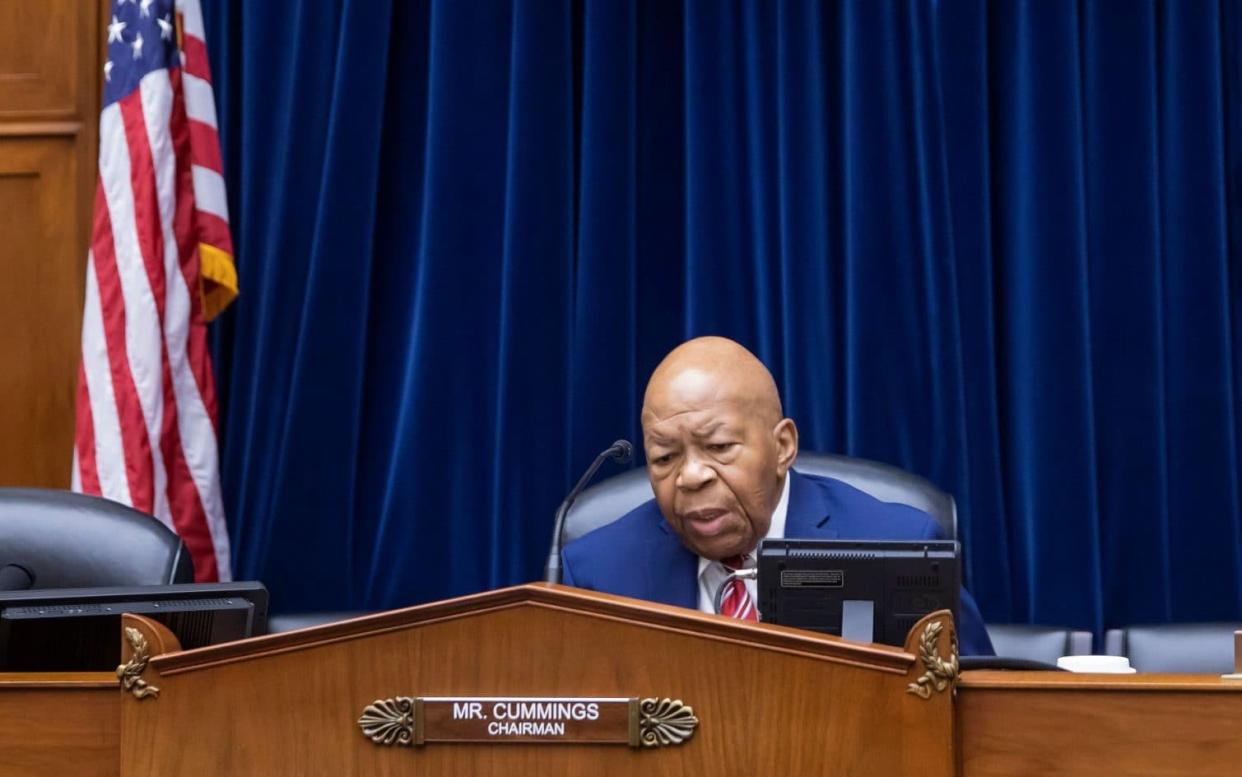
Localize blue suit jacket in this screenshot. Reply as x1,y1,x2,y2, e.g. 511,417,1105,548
562,469,994,656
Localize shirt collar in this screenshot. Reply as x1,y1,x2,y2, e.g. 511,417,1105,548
768,470,791,542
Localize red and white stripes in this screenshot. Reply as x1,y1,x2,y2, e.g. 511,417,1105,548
718,578,758,621
177,0,237,321
718,558,759,621
73,0,234,582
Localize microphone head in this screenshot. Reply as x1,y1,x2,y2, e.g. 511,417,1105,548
609,439,634,464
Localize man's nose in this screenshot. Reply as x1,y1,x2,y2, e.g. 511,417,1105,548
676,454,716,490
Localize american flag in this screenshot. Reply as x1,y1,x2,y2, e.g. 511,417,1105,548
72,0,236,582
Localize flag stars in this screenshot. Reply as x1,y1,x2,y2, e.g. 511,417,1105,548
107,15,126,43
104,0,177,95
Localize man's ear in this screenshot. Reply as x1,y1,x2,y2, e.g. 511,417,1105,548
773,418,798,476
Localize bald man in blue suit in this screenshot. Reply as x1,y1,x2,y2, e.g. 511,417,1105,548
562,336,994,656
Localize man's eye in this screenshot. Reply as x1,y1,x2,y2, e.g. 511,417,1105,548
707,443,735,453
652,454,674,465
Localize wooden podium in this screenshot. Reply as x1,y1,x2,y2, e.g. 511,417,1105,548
3,583,1242,776
119,583,955,776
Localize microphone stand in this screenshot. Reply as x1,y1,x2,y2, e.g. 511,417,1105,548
543,440,632,583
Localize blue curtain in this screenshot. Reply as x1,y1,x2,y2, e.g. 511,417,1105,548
203,0,1242,634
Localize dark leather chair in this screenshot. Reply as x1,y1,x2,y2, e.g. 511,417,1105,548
563,451,957,546
1104,624,1242,673
0,488,193,587
985,624,1093,664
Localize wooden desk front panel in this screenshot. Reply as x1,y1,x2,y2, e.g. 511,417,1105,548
957,672,1242,777
0,673,118,777
121,595,951,777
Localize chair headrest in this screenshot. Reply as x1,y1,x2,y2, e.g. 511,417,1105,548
1110,623,1242,673
0,488,193,588
986,623,1094,663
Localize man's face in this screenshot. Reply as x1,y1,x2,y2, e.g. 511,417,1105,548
642,368,791,560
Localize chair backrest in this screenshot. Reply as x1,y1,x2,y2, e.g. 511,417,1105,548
1104,623,1242,673
0,488,193,588
563,451,957,546
986,623,1093,664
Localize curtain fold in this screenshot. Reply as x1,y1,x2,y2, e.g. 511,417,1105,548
206,0,1242,634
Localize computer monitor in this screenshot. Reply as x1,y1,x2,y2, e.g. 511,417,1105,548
756,539,959,647
0,581,269,671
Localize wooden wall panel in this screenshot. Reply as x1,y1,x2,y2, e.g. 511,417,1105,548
0,2,81,119
0,138,82,486
0,1,104,487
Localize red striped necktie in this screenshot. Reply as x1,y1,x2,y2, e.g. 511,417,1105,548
719,554,758,621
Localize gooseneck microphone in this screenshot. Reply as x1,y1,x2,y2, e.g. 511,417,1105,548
0,563,35,592
543,439,634,583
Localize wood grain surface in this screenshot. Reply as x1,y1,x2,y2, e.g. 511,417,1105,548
10,590,1242,776
0,0,106,487
0,672,118,777
119,583,957,777
957,670,1242,777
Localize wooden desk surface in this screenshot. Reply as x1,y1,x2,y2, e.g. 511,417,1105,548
5,656,1242,777
0,672,119,777
957,671,1242,777
117,588,955,777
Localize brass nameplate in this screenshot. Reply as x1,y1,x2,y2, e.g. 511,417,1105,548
358,696,697,748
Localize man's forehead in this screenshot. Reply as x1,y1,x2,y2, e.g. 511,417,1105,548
641,403,747,437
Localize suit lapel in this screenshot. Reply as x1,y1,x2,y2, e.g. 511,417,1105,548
653,517,699,608
785,469,838,539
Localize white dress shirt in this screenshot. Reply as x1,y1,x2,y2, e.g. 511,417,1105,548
697,473,790,614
